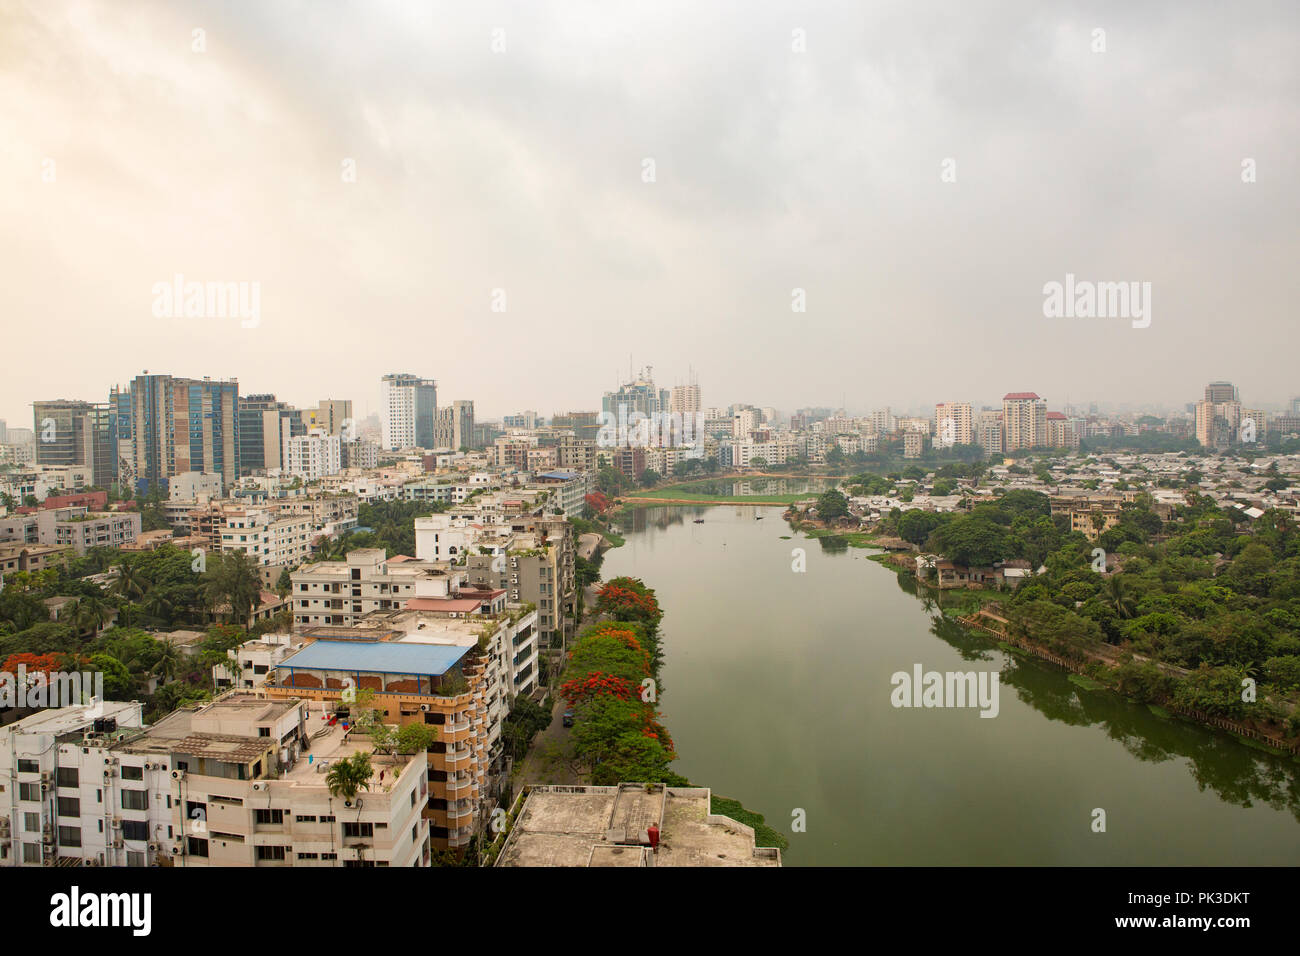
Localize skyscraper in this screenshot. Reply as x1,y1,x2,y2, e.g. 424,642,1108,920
123,373,240,493
1002,393,1047,451
31,400,116,487
381,373,437,450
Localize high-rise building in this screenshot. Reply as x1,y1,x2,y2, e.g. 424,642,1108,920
1002,393,1047,451
238,394,294,474
31,400,116,488
1195,381,1245,449
435,400,475,450
118,374,240,493
933,402,973,448
1045,412,1079,449
1204,381,1239,403
602,368,668,420
975,409,1004,457
670,383,702,417
381,373,437,450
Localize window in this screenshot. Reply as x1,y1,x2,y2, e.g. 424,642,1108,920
18,783,39,802
122,821,148,841
295,815,317,823
127,851,145,867
255,845,287,861
254,808,284,825
342,822,374,838
320,852,337,860
120,766,143,781
23,813,39,832
120,790,148,811
297,851,318,860
56,767,78,787
22,843,40,864
257,728,270,737
319,814,336,823
17,759,38,773
58,826,81,848
187,837,209,857
57,797,80,818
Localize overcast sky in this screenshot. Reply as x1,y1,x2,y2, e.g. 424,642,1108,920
3,0,1298,428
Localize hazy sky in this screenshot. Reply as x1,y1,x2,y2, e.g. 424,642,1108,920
3,0,1298,428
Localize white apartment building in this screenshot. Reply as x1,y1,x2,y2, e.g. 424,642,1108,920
169,471,223,500
283,429,343,482
382,373,437,450
220,508,314,570
732,438,799,468
292,549,440,628
0,702,154,868
137,695,429,867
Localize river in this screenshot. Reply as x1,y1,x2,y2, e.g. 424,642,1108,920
601,504,1300,865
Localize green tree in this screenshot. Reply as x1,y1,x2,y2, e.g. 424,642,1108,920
325,751,373,802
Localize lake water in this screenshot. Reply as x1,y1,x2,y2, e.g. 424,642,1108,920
601,504,1300,865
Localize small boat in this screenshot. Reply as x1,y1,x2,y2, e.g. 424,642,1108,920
755,515,764,520
693,518,705,524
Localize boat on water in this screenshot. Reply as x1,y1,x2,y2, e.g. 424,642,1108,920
693,518,705,523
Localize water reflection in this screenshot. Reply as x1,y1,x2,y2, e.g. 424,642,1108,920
926,610,1300,822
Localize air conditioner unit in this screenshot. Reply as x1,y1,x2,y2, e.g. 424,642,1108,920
172,840,185,854
251,782,265,792
111,817,122,830
39,771,52,786
143,763,153,771
172,769,185,780
147,842,161,852
103,769,112,779
111,836,124,849
419,703,431,712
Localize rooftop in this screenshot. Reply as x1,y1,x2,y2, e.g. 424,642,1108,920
496,784,781,868
279,638,471,675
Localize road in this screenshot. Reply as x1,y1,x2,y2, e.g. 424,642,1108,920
513,695,584,786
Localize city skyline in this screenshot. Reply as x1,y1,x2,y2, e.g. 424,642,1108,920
4,0,1298,424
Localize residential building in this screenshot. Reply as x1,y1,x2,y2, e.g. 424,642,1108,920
123,694,430,867
381,374,437,450
1002,393,1047,451
283,429,343,482
264,634,491,852
0,703,149,868
933,402,973,447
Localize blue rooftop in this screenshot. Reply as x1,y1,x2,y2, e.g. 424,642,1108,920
280,640,471,676
538,470,581,480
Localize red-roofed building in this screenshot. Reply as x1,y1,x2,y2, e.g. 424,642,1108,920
1002,392,1047,451
1045,411,1079,449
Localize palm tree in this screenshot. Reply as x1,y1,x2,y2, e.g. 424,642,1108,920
112,560,146,601
325,752,373,803
69,595,110,637
150,640,182,683
1105,575,1136,620
142,589,175,625
203,551,262,631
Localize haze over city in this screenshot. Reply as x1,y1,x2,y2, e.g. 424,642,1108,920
4,0,1299,425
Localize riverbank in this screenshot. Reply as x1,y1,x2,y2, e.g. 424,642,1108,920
953,606,1300,757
